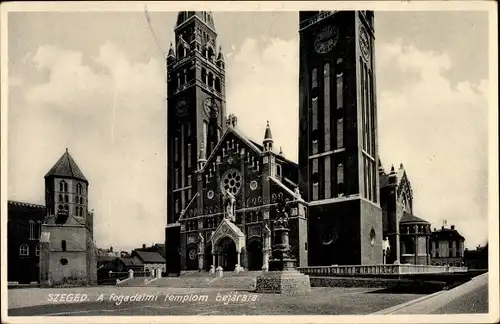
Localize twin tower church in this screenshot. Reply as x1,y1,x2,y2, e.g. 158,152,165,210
164,11,427,275
18,11,429,286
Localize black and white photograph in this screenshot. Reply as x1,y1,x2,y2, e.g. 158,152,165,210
1,1,498,323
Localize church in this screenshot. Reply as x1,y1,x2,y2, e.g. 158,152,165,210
164,11,434,274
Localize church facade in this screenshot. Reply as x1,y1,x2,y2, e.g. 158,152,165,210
164,11,436,274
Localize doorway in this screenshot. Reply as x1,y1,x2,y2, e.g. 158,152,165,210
247,240,263,271
218,237,237,271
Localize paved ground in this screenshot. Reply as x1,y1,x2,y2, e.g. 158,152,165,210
8,287,422,316
373,272,490,315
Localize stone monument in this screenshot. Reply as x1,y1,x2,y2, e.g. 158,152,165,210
255,197,310,296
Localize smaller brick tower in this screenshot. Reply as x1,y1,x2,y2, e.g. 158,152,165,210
40,149,97,286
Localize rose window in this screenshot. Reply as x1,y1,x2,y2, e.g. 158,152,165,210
220,169,242,195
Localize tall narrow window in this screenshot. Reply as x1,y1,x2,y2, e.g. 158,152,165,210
312,159,319,200
59,194,63,201
175,199,180,214
35,244,40,256
361,60,367,151
187,189,192,201
20,244,29,256
324,63,331,151
369,70,376,155
203,122,208,148
337,163,344,196
337,118,344,149
187,175,192,186
187,143,192,168
174,138,179,162
64,195,68,203
324,156,331,199
80,197,83,204
61,240,67,252
312,68,318,89
175,169,180,189
276,164,282,177
29,220,34,240
208,72,214,88
201,68,207,84
59,181,64,192
177,73,181,87
217,129,221,141
336,58,344,109
183,69,187,84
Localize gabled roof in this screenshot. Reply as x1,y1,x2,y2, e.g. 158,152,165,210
400,211,429,224
201,126,262,173
119,256,144,266
45,149,87,182
132,250,166,264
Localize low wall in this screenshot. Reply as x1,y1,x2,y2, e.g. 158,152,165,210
309,276,447,291
298,264,467,277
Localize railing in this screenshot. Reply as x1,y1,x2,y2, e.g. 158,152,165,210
98,271,129,285
134,271,154,278
297,264,468,276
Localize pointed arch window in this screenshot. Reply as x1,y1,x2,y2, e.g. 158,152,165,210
336,58,344,109
208,72,214,88
215,77,221,92
311,68,318,89
35,244,40,256
337,163,345,196
59,194,63,201
61,240,67,252
29,220,35,240
324,63,331,151
337,118,344,149
201,68,207,84
20,244,29,256
174,137,179,162
59,181,68,192
64,195,69,203
80,197,83,205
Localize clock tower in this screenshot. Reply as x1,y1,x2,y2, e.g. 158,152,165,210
298,11,383,265
166,11,226,273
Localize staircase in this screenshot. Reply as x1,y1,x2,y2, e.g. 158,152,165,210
116,271,262,290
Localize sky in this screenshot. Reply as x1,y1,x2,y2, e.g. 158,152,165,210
6,8,491,252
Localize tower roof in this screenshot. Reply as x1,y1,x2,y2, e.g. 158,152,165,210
263,121,273,143
176,11,215,30
45,148,88,183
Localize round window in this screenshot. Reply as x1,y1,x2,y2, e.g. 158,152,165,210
249,180,258,191
370,228,376,246
60,258,68,265
207,190,214,199
188,249,197,260
220,169,242,195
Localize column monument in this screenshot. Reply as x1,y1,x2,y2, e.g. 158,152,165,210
255,197,310,296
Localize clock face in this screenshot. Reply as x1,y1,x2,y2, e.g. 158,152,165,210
359,26,371,62
176,100,187,116
314,25,339,54
204,98,219,117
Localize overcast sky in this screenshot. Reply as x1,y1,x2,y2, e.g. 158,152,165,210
6,7,491,252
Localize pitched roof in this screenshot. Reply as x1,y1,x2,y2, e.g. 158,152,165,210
119,256,144,266
45,149,87,182
400,211,430,224
8,200,45,209
133,251,166,264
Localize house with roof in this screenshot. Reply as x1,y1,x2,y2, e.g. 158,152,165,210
131,250,166,276
430,224,465,267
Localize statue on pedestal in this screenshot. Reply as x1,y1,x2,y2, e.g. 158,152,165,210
223,188,236,223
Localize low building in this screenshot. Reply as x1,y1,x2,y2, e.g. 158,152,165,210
430,225,465,266
134,243,166,259
399,212,432,265
464,244,488,270
131,250,166,275
7,201,45,284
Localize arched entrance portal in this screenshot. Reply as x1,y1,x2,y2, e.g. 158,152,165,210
247,240,263,271
217,237,237,271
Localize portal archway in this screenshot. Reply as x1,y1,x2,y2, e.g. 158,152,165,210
217,237,237,271
186,244,198,270
247,239,263,271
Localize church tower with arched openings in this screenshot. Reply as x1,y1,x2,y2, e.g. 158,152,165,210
166,12,227,273
39,148,96,286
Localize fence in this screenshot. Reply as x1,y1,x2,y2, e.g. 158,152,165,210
297,264,468,277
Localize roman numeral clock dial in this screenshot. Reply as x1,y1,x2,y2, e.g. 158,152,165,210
204,98,219,118
314,25,339,54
